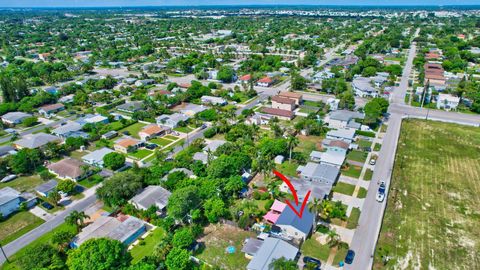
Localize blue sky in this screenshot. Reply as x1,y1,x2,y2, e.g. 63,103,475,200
1,0,479,7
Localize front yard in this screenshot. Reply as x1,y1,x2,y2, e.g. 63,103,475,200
128,149,153,160
197,223,255,270
0,211,45,245
346,150,368,163
301,236,331,263
332,182,356,196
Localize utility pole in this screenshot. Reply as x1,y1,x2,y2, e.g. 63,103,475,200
0,243,9,263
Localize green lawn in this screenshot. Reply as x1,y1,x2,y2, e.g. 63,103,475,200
164,135,178,140
173,126,194,133
375,120,480,269
128,149,153,160
78,175,103,188
357,139,372,148
364,169,373,181
197,224,256,270
301,237,331,262
356,187,368,199
118,122,147,139
346,207,361,229
0,175,43,193
69,150,88,160
332,182,356,196
295,135,322,155
333,244,349,266
0,211,45,245
275,160,298,177
130,227,167,264
347,150,368,163
150,137,173,146
163,139,185,153
299,107,319,114
1,223,77,270
373,143,382,152
341,165,362,178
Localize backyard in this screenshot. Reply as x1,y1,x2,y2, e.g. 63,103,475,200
0,175,43,193
374,120,480,269
130,227,167,264
118,122,147,139
197,223,255,270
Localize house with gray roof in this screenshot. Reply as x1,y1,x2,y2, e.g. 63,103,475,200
297,162,340,186
1,112,32,125
246,237,299,270
203,140,226,153
274,205,315,242
117,101,145,113
129,185,171,213
82,147,115,167
14,133,61,149
352,76,379,98
326,110,364,130
326,129,356,143
0,145,16,158
52,121,83,138
35,180,58,197
0,187,21,217
310,150,346,168
179,103,207,116
156,113,190,128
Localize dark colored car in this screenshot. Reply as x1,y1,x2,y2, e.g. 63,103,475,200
42,202,54,210
303,256,321,265
345,250,355,264
122,131,130,136
146,144,158,150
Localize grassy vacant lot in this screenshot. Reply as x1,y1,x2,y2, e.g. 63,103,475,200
301,236,331,263
130,227,166,264
128,149,153,160
333,182,356,196
375,120,480,269
197,224,255,270
0,211,44,245
0,175,43,193
295,135,322,155
276,160,298,177
118,122,146,139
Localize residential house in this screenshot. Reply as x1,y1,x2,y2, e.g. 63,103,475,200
278,92,303,106
241,238,264,259
246,237,299,270
273,205,315,242
193,140,227,164
321,139,350,155
138,124,169,141
14,133,61,149
114,137,143,153
326,129,356,143
297,162,340,186
325,110,365,130
0,145,15,158
271,96,295,111
135,79,155,87
117,102,145,114
437,94,460,110
156,113,190,128
261,108,294,121
52,121,84,138
1,112,32,125
38,104,65,117
47,158,89,181
263,200,286,224
82,147,115,167
238,74,252,83
257,77,274,87
310,150,346,168
129,185,171,214
201,96,228,106
245,113,272,126
71,215,146,248
352,76,378,98
44,86,59,95
179,103,207,117
424,63,446,90
59,94,75,104
327,98,340,111
0,187,22,217
76,114,109,125
35,180,58,197
101,131,118,140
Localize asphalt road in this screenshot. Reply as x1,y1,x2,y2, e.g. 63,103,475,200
0,193,98,265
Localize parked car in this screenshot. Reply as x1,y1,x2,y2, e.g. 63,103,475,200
42,202,54,210
145,144,158,150
1,174,17,183
376,181,386,202
370,158,376,165
303,256,321,268
345,250,355,264
200,124,208,130
122,131,130,135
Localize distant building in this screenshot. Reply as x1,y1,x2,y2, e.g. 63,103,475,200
310,150,346,168
117,102,145,114
114,137,143,153
437,94,460,111
246,237,299,270
201,96,227,106
156,113,190,128
38,103,65,117
278,92,303,106
82,147,115,167
1,112,32,125
52,121,84,138
257,77,274,87
179,103,208,116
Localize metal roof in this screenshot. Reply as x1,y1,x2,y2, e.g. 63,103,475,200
247,237,298,270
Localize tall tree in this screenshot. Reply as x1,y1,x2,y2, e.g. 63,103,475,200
66,238,132,270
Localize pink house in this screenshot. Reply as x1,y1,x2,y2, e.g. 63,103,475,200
263,200,287,224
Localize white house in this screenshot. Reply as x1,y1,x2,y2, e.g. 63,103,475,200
437,94,460,110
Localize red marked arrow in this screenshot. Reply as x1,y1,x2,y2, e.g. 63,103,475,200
273,170,312,219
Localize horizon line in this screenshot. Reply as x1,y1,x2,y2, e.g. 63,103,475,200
1,4,480,8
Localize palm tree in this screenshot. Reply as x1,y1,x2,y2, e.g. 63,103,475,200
255,153,274,182
308,197,322,219
65,210,90,232
286,135,299,161
327,229,341,248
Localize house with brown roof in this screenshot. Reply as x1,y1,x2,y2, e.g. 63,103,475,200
47,158,90,181
261,107,294,120
278,92,303,105
257,77,274,87
271,96,295,111
138,124,169,141
238,74,252,83
38,103,65,117
424,63,446,88
114,137,143,153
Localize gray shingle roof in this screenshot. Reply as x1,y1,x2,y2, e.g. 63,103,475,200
247,237,298,270
35,180,58,195
129,185,171,210
329,110,364,122
276,204,314,236
0,187,20,206
14,133,61,149
1,112,31,123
